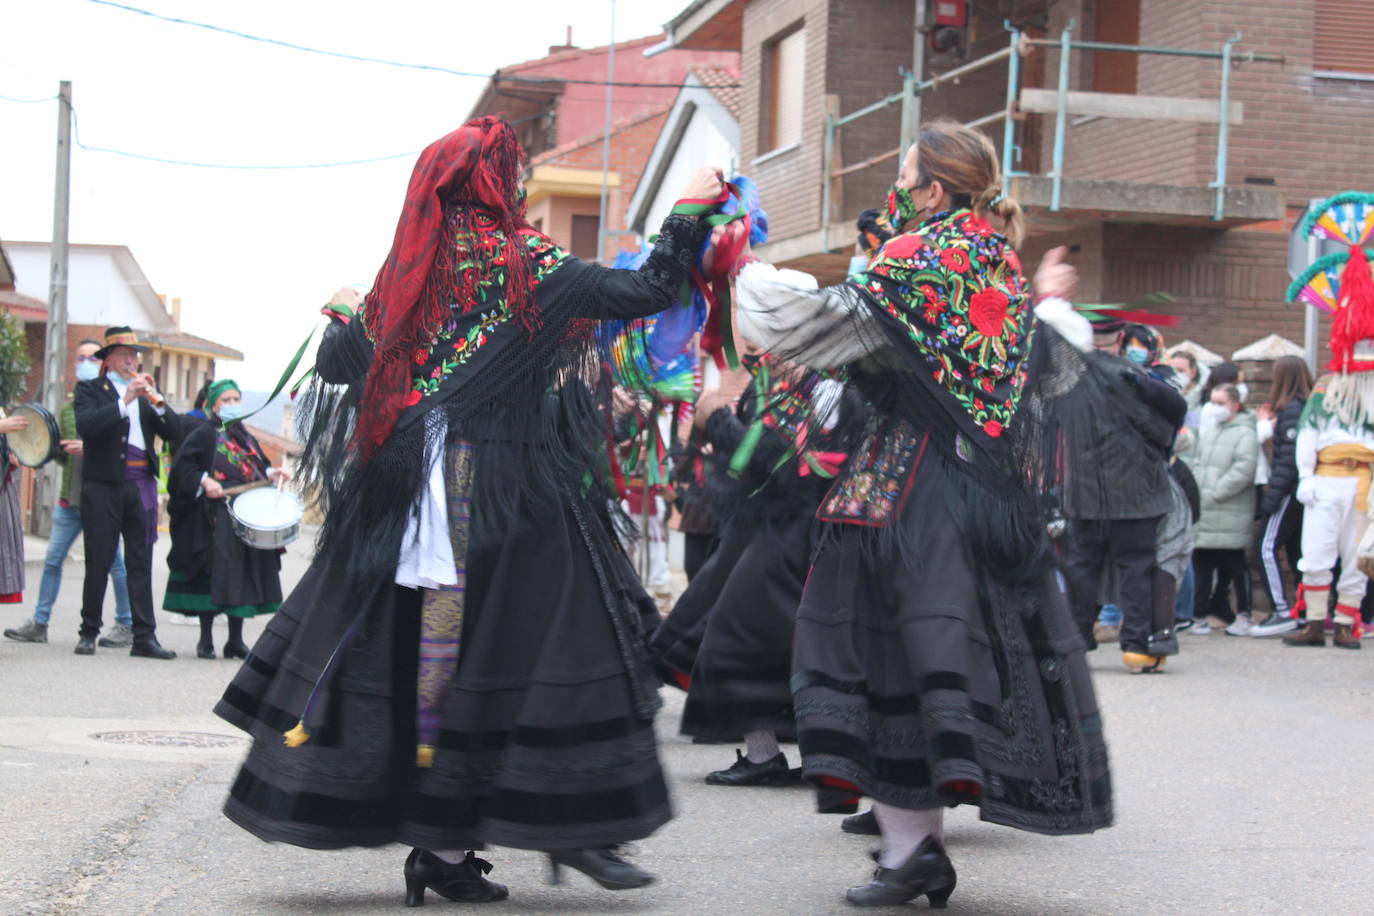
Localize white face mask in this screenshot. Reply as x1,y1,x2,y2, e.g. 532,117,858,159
1199,402,1231,429
1236,383,1249,403
75,360,99,382
847,254,870,277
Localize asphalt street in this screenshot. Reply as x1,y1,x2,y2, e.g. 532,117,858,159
2,532,1373,915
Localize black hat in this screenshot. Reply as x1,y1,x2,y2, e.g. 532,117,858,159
94,326,149,360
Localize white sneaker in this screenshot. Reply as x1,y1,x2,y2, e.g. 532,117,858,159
1225,615,1253,636
1186,619,1212,635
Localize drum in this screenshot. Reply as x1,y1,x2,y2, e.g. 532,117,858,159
6,404,62,468
228,486,303,550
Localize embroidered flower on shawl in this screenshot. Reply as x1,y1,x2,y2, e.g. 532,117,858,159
940,247,972,273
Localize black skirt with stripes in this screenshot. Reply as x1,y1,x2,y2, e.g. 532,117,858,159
792,462,1113,836
214,453,670,852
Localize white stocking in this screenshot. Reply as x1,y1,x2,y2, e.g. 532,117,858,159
872,801,944,868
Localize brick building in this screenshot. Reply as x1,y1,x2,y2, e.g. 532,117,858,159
655,0,1374,365
468,34,737,261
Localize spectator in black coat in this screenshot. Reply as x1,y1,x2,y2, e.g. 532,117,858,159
1251,355,1314,637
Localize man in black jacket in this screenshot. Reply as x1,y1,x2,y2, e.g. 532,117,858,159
73,327,178,658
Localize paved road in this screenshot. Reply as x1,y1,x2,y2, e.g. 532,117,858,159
2,533,1373,915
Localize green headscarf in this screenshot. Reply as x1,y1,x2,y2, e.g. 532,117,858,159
206,378,240,411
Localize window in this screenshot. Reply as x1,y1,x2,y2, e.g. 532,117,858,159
1315,0,1374,74
1091,0,1139,94
571,214,600,260
764,26,805,153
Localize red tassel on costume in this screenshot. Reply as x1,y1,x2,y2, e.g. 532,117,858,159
1336,603,1364,638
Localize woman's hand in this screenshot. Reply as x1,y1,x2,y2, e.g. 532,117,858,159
0,416,30,435
268,467,292,484
327,286,364,310
61,439,83,456
203,478,226,500
1033,246,1078,301
679,166,725,202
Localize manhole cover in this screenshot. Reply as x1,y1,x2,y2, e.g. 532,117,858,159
89,730,246,748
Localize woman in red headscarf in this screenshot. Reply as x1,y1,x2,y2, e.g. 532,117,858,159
215,116,724,905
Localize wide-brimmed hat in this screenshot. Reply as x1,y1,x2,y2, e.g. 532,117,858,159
94,326,149,360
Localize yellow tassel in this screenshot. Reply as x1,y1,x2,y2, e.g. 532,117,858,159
416,745,435,768
283,721,311,748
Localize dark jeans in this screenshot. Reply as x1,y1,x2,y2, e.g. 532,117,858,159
1061,516,1159,653
79,479,158,643
1193,547,1251,622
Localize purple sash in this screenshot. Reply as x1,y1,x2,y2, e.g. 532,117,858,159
123,444,159,544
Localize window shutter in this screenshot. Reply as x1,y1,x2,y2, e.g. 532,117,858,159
769,28,806,151
1315,0,1374,74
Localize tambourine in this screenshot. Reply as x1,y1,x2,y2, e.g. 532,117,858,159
6,404,62,468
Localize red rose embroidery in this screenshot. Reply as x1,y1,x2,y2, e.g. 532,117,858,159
969,288,1010,337
883,234,925,260
939,247,971,273
404,389,423,406
413,347,428,365
984,420,1003,438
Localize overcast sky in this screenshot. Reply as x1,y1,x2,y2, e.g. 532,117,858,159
1,0,686,388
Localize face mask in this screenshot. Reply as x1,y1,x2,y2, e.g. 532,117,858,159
1236,383,1249,403
1125,346,1150,365
847,254,870,276
75,360,99,382
885,184,921,228
218,403,245,423
106,369,129,385
1199,403,1231,428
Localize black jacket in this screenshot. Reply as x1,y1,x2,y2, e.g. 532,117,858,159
1259,396,1305,516
74,376,178,483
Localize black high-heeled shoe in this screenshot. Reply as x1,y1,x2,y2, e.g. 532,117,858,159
547,846,654,890
402,848,508,907
845,835,957,908
195,640,216,660
221,640,249,660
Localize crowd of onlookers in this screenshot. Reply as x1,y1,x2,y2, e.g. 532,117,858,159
1082,325,1369,652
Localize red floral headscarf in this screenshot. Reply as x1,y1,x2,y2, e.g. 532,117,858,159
357,116,535,457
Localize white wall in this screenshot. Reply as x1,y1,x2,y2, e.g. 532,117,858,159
643,109,739,238
7,244,170,329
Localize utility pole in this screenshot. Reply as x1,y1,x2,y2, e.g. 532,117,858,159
34,80,72,537
596,0,616,264
901,0,928,155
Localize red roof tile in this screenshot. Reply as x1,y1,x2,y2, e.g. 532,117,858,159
689,65,742,120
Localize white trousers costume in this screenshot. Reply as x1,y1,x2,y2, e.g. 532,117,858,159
1298,476,1369,618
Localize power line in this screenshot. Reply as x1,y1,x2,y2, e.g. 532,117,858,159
0,93,59,104
85,0,740,90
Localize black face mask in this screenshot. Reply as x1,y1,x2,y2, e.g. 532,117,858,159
885,184,922,228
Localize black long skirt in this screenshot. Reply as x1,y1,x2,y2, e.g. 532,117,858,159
653,513,811,741
792,467,1113,836
214,459,671,852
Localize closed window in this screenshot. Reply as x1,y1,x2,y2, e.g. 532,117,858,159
764,26,805,153
571,214,600,260
1315,0,1374,74
1092,0,1139,94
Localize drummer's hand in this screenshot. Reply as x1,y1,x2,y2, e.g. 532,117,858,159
0,416,30,434
268,467,292,484
203,478,226,500
61,439,83,456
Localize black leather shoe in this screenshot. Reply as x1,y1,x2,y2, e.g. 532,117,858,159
403,849,508,907
705,749,791,787
221,640,249,660
547,847,654,890
130,641,177,660
1146,627,1180,657
196,640,216,660
842,808,880,836
74,636,96,655
846,835,957,908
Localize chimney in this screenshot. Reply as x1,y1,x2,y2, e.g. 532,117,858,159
172,297,182,329
549,25,575,55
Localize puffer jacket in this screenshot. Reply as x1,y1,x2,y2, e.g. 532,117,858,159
1194,409,1258,549
1258,396,1305,517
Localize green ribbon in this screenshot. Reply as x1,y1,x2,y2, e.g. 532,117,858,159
224,324,317,427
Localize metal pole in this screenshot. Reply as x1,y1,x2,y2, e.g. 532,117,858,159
595,0,617,264
35,81,73,538
1212,33,1239,222
1001,27,1022,179
1021,36,1282,62
1050,21,1074,212
821,115,836,251
905,0,927,151
1304,233,1320,374
898,70,916,164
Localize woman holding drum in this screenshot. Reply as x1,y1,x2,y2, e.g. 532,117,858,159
163,379,289,659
